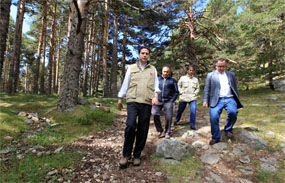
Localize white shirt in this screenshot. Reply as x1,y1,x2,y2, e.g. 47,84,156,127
218,71,233,97
118,63,160,98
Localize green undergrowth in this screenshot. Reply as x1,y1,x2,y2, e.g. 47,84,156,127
0,151,82,182
0,93,117,182
151,153,202,182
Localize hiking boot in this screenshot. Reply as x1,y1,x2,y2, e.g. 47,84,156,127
226,131,234,139
165,133,170,139
209,140,219,145
159,132,165,138
190,126,197,130
133,158,141,166
119,157,130,169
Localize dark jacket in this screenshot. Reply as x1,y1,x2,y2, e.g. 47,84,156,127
203,70,243,108
158,75,178,102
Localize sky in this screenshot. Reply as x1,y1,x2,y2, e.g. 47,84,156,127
10,3,31,33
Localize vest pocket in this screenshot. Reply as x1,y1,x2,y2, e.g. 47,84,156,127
126,83,137,99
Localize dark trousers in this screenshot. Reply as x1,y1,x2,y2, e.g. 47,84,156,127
151,101,173,134
123,102,152,158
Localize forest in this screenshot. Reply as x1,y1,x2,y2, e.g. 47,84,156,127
0,0,284,112
1,0,285,182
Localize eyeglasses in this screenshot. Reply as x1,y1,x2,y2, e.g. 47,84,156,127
217,66,226,68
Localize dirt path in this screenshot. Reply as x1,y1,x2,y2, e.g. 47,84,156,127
67,109,168,183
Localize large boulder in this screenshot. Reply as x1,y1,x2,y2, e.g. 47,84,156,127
156,139,194,161
239,130,268,150
272,78,285,91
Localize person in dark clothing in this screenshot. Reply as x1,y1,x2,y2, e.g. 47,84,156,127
151,66,178,139
117,47,160,168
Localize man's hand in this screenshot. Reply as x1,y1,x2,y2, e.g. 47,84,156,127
117,98,123,111
152,97,158,106
203,102,208,108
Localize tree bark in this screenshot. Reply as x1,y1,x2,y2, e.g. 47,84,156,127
2,27,11,90
83,11,94,97
47,0,57,95
33,0,48,94
0,0,12,82
40,29,47,94
121,14,128,84
57,0,89,112
110,7,118,97
102,0,109,97
7,0,25,94
55,7,63,94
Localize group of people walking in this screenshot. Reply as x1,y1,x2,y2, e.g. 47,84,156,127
117,46,243,168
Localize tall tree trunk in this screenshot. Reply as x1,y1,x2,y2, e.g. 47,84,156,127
57,0,89,112
40,30,47,94
55,8,62,94
121,15,128,84
102,0,109,97
7,0,25,94
2,28,11,90
110,8,118,97
25,63,29,93
0,0,12,83
47,0,57,95
94,48,101,96
33,0,48,94
83,12,94,97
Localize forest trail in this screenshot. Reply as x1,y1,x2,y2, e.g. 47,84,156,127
52,107,282,183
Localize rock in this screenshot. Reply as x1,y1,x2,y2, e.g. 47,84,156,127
200,153,220,164
18,111,27,116
0,149,10,154
272,78,285,91
46,118,51,123
24,119,33,125
232,147,247,155
239,155,250,164
28,112,38,118
280,143,285,148
156,139,194,161
267,96,278,101
239,179,253,183
162,159,181,165
260,163,277,172
209,172,225,183
192,140,206,148
259,157,277,165
197,126,211,134
182,130,198,138
281,104,285,108
50,123,59,127
244,126,259,131
54,147,63,154
4,136,13,141
155,172,162,176
212,142,228,151
239,130,268,150
33,145,45,150
32,117,39,123
90,105,97,110
47,169,58,176
236,165,254,175
251,104,260,107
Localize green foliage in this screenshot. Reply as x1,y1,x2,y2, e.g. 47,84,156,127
0,151,82,182
151,152,203,182
76,110,114,126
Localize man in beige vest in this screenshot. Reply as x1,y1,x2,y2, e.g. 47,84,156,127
117,46,160,168
175,65,200,130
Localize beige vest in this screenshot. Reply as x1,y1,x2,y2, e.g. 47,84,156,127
126,62,156,105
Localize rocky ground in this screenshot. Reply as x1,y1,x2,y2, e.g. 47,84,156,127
2,108,284,183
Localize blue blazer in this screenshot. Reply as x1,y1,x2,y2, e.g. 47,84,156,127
203,70,243,108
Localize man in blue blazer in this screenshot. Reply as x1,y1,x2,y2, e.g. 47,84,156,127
203,58,243,145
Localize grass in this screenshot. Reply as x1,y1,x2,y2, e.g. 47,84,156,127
0,151,82,182
0,93,117,182
151,153,203,182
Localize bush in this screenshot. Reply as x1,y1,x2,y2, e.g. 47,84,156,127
76,110,113,126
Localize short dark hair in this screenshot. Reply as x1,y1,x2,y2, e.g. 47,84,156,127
139,46,150,54
162,66,170,70
216,58,227,64
186,65,195,71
